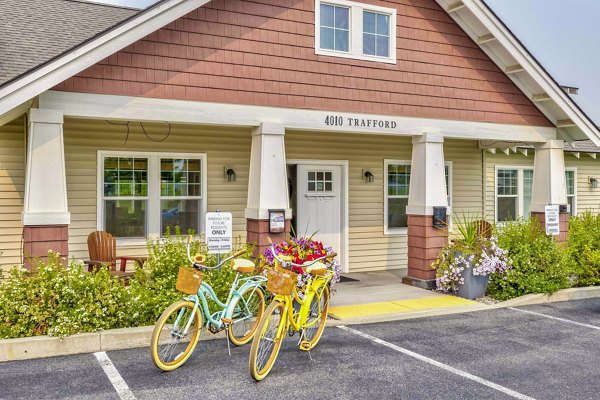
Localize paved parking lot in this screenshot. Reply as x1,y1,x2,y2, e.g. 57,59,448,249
2,298,600,400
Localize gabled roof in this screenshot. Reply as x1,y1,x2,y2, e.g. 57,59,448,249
0,0,138,86
0,0,599,148
0,0,210,118
434,0,600,145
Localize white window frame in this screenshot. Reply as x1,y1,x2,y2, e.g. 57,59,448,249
315,0,397,64
494,166,577,221
384,160,452,235
97,150,208,245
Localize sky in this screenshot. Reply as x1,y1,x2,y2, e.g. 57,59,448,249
92,0,600,125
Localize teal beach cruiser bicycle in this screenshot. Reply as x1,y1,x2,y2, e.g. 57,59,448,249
150,239,267,371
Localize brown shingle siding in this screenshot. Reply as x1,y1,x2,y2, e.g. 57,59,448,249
55,0,551,127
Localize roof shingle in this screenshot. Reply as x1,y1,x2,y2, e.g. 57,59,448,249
0,0,137,86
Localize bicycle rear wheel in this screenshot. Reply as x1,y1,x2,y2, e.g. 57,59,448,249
228,286,265,346
150,300,203,371
301,285,330,350
249,300,286,381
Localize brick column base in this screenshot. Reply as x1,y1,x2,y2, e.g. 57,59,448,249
531,211,569,243
402,215,448,290
247,219,291,258
23,225,69,269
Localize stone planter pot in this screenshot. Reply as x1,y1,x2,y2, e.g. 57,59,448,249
455,251,489,300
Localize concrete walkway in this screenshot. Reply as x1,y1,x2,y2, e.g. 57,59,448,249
329,271,485,321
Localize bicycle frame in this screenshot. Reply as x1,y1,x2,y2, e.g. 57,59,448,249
272,272,331,340
183,273,266,332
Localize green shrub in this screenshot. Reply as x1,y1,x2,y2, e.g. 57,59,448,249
0,252,129,339
487,218,575,301
128,231,253,324
567,211,600,287
0,229,255,339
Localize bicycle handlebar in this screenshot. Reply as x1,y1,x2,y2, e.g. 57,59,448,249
185,237,248,270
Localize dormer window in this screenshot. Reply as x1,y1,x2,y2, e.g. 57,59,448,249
315,0,396,64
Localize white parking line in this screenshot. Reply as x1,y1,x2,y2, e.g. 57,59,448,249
94,352,137,400
509,307,600,330
337,325,536,400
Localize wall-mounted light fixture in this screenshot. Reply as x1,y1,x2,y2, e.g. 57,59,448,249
362,169,374,183
589,176,598,189
225,166,236,182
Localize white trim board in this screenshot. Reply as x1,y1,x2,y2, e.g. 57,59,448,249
435,0,600,145
287,159,350,274
40,91,557,142
0,0,212,117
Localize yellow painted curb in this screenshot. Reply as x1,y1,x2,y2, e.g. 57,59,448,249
329,296,478,320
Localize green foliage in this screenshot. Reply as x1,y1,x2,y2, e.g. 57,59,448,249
0,252,129,339
567,211,600,286
0,227,254,339
487,218,575,301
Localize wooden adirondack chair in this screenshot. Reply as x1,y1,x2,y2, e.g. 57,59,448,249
84,231,146,278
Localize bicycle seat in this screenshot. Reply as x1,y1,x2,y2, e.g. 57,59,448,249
232,258,255,273
305,261,327,276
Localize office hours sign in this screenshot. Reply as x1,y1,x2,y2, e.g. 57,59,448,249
544,205,560,236
205,212,232,254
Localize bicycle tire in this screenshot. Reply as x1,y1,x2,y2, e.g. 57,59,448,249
301,285,330,350
228,286,265,346
249,300,286,381
150,300,203,371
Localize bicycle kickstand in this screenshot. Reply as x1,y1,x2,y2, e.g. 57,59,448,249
222,318,232,356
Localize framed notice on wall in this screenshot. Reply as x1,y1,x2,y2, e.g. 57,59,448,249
269,209,285,233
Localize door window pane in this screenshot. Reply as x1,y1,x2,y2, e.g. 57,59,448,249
307,170,333,192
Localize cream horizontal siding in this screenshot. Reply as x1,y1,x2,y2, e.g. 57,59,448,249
63,118,251,260
483,150,600,218
564,154,600,213
286,131,411,273
0,117,25,269
444,139,483,215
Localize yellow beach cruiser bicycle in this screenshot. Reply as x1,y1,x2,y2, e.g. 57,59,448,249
249,243,336,381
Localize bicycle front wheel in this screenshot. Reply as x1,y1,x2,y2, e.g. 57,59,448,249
302,285,330,350
249,300,286,381
150,300,203,371
228,286,265,346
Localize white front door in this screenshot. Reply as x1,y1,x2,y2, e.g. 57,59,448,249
296,165,343,266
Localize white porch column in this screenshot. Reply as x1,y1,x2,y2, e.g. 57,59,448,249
531,139,569,242
245,122,291,254
22,109,70,266
404,133,448,288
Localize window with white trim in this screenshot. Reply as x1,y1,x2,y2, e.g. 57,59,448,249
565,169,576,216
495,167,576,221
385,161,451,234
99,152,206,240
315,0,397,64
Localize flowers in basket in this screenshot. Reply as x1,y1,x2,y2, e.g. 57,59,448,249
432,215,512,294
261,237,341,294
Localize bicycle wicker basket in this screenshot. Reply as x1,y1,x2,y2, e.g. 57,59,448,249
176,266,204,295
266,268,298,296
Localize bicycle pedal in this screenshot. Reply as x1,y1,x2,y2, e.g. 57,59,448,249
221,318,233,325
299,341,312,351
